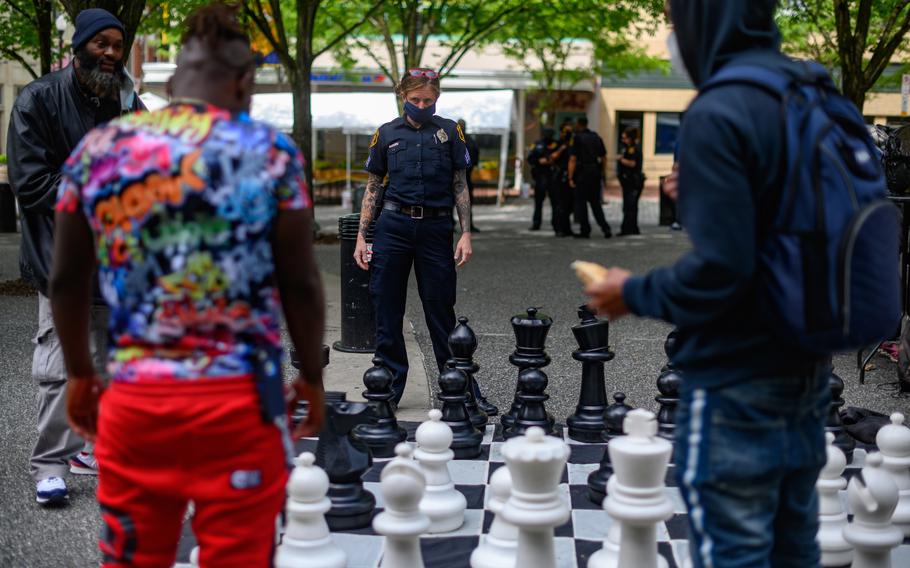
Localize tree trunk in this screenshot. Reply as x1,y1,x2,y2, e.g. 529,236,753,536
35,0,53,76
841,71,867,115
295,0,318,207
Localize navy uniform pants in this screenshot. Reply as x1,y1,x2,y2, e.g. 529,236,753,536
574,165,611,236
370,210,457,404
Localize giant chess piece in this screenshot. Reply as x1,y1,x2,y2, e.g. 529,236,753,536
875,412,910,537
416,409,467,533
655,330,682,441
275,452,347,568
470,466,518,568
843,452,903,568
353,357,407,458
587,392,634,504
438,360,484,459
374,444,430,568
501,426,570,568
817,433,852,567
505,367,555,438
448,316,489,427
566,305,614,442
314,392,377,530
290,344,332,426
826,366,856,463
502,308,553,431
590,409,673,568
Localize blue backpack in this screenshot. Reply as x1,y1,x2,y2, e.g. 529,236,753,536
701,62,901,353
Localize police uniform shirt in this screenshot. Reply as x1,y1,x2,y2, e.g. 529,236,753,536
365,116,471,208
569,129,606,167
527,138,558,176
620,142,643,174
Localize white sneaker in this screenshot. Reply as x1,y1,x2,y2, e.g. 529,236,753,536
69,451,98,475
36,476,69,505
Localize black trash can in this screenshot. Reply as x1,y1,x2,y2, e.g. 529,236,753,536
0,182,17,233
334,214,376,353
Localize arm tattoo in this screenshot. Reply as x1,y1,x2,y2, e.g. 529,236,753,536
359,173,384,239
454,169,471,233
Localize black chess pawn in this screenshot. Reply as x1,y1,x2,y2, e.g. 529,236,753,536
655,330,682,441
587,392,633,504
448,316,489,428
438,360,483,459
502,307,553,431
566,305,614,442
826,366,855,463
353,357,407,458
505,367,556,438
315,393,378,530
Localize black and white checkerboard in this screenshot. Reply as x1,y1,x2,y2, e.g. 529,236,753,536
174,421,910,568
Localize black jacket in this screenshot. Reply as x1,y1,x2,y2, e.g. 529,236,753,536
7,63,144,296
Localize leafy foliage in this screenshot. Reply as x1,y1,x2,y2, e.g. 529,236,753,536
0,0,57,79
777,0,910,112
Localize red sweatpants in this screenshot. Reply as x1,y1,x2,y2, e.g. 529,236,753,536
95,378,288,568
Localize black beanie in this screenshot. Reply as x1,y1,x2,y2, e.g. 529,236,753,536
71,9,124,52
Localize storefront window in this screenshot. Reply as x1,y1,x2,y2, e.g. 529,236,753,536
655,112,682,155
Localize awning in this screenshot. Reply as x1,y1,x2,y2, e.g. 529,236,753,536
251,92,398,134
435,90,514,134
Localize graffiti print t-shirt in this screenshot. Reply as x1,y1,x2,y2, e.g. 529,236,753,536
56,103,310,383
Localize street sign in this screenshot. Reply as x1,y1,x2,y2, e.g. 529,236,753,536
902,74,910,116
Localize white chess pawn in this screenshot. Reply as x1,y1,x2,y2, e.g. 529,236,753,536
843,452,903,568
818,432,852,567
374,443,430,568
470,465,518,568
416,409,467,533
500,426,570,568
590,409,673,568
275,452,346,568
876,412,910,537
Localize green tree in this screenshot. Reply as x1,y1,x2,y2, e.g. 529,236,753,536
0,0,56,79
60,0,147,61
777,0,910,113
496,0,664,125
242,0,385,196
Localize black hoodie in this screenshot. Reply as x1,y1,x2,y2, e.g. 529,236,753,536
622,0,824,388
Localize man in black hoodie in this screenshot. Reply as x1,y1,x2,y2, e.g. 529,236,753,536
586,2,830,566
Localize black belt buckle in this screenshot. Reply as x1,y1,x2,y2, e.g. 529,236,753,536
411,205,424,219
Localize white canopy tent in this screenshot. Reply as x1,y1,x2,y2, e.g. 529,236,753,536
142,90,515,197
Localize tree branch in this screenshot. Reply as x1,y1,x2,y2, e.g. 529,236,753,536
0,45,38,79
2,0,37,25
436,2,523,74
314,0,385,58
864,8,910,90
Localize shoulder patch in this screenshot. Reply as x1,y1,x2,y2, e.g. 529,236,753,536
456,123,466,142
369,129,379,148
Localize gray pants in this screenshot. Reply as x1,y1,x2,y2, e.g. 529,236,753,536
30,294,108,482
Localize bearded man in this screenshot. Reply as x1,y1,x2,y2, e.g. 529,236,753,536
7,8,144,506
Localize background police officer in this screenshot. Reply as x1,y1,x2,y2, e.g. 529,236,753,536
568,116,612,239
527,127,559,232
549,118,575,237
354,69,497,415
617,126,644,235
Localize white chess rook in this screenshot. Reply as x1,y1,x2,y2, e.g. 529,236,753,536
275,452,346,568
590,409,673,568
373,443,431,568
416,409,467,533
470,466,518,568
876,412,910,537
843,452,903,568
500,426,570,568
818,432,852,567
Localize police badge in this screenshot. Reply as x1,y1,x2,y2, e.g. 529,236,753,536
436,128,448,144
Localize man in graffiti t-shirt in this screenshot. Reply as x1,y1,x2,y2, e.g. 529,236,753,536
48,5,326,565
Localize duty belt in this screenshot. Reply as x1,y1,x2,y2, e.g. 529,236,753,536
383,201,452,219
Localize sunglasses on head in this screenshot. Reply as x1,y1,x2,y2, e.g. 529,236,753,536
407,68,438,79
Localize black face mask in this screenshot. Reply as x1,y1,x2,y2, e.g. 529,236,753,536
75,47,125,101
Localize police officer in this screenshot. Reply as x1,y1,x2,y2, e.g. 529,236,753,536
617,126,644,235
549,119,575,237
568,116,612,238
354,69,497,415
527,127,559,232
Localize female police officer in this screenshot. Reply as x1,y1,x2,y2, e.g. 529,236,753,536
353,69,497,414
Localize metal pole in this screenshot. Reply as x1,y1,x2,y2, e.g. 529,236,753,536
496,131,509,207
345,133,352,191
513,89,526,192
